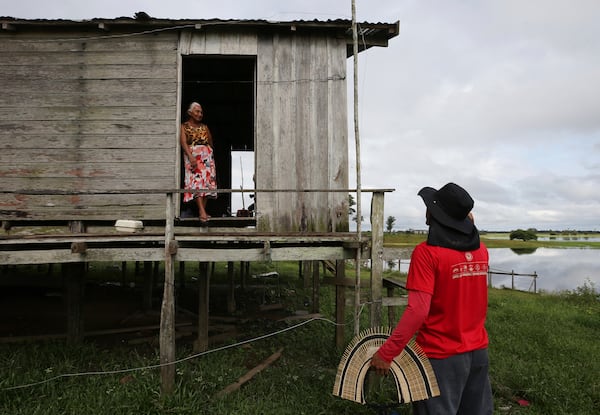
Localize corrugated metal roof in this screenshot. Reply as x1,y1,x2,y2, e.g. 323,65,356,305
0,16,400,56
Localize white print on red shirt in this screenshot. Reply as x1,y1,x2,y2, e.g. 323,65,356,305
451,251,488,279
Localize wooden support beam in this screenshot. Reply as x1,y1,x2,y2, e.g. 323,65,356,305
382,296,408,307
227,261,235,313
370,191,385,327
302,260,312,288
311,260,320,313
195,262,210,353
143,262,153,311
335,260,346,349
70,241,87,254
64,263,85,345
65,220,85,345
160,193,176,394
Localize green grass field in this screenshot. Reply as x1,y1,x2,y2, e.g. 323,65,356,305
0,260,598,415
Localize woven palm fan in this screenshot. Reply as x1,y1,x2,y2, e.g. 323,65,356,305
333,327,439,404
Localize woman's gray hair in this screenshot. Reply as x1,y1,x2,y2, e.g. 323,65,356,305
187,102,201,115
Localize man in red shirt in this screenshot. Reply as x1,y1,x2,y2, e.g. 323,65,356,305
370,183,493,414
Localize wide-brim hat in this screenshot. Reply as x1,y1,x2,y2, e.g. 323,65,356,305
418,183,475,234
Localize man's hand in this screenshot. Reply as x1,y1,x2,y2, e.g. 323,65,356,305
370,351,391,376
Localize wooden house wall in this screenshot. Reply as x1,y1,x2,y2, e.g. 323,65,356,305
255,32,349,233
1,26,350,232
180,29,350,233
0,31,179,221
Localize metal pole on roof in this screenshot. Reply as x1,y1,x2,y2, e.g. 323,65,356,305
351,0,362,337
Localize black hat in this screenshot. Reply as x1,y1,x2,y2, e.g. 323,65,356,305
418,183,474,234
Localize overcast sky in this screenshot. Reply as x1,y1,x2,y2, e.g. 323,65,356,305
3,0,599,231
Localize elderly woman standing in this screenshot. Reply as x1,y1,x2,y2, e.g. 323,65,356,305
181,102,217,222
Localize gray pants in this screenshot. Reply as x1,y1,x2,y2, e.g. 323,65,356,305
412,348,493,415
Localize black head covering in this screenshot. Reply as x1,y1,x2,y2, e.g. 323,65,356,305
418,183,480,251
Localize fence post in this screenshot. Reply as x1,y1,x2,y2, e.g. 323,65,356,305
511,270,515,290
533,271,537,293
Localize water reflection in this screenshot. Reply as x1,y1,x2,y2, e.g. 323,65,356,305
510,248,538,255
489,248,598,292
383,247,598,293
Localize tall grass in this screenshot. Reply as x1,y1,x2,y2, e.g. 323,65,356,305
0,264,598,414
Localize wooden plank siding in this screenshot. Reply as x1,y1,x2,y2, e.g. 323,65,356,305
255,32,349,233
0,32,179,221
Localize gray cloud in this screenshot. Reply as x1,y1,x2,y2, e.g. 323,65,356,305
4,0,599,230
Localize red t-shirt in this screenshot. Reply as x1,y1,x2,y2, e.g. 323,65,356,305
408,241,489,358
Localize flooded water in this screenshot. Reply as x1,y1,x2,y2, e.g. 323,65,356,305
384,247,599,293
487,248,599,292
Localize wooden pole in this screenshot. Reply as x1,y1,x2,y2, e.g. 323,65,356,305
227,261,236,313
143,261,153,311
160,193,176,394
66,220,85,345
370,192,384,327
312,260,320,313
335,260,346,349
351,0,363,337
196,262,210,352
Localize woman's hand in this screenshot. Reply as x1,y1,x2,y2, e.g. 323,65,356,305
189,154,197,168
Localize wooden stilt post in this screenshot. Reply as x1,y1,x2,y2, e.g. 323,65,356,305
370,192,384,328
66,220,85,345
121,261,127,289
335,260,346,349
195,262,210,352
227,261,236,313
312,260,320,313
143,261,153,311
64,266,84,344
302,260,312,289
160,193,176,394
178,261,185,289
239,261,246,290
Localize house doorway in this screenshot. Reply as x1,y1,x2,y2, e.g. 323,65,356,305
180,55,255,218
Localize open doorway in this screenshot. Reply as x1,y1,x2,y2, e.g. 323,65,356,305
180,55,255,218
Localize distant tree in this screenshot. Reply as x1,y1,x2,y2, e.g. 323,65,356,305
510,229,538,241
386,216,396,233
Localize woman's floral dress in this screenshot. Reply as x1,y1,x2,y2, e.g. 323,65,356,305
182,122,217,202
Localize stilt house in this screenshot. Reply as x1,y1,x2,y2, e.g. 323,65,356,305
0,16,399,231
0,15,400,391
